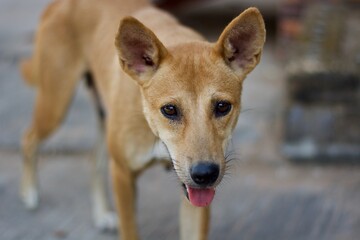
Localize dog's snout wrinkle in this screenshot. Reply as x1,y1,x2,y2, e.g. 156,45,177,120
190,162,219,187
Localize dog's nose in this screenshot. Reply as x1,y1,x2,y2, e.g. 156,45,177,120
190,162,219,186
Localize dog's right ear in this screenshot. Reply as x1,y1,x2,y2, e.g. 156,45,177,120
115,17,168,85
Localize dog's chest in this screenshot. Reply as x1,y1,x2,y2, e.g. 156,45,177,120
129,140,171,170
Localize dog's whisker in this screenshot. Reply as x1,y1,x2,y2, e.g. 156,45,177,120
240,107,255,114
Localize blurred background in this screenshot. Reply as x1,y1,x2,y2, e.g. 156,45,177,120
0,0,359,239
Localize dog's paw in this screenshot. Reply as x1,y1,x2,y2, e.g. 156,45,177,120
20,186,39,210
94,211,118,232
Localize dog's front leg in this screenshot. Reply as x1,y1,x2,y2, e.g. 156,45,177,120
180,197,210,240
111,160,138,240
91,132,118,231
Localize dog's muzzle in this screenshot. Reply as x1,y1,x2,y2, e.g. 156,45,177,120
181,162,219,207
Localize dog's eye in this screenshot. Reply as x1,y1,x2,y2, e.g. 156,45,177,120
214,101,232,117
161,104,179,120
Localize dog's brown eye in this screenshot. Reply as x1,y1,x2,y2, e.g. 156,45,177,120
214,101,231,117
161,104,179,120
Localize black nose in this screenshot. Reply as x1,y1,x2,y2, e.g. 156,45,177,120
190,162,219,186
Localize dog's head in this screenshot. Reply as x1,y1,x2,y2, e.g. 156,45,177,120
115,8,265,207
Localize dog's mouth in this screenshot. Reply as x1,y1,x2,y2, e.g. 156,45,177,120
182,183,215,207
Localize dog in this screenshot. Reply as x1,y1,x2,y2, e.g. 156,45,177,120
19,0,265,239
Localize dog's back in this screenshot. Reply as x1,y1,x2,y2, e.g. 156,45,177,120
22,0,203,106
20,0,149,84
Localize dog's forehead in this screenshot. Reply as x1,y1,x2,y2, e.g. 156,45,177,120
145,42,240,99
167,42,216,77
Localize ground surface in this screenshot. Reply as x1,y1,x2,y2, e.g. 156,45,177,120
2,151,360,240
1,0,360,240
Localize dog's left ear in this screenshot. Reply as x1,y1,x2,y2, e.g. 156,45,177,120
215,7,266,76
115,17,168,85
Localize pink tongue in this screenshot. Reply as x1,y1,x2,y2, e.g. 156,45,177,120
187,186,215,207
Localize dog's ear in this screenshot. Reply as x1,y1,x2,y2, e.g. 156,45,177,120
214,8,265,76
115,17,168,85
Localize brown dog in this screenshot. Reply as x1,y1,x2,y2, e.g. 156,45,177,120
20,0,265,239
